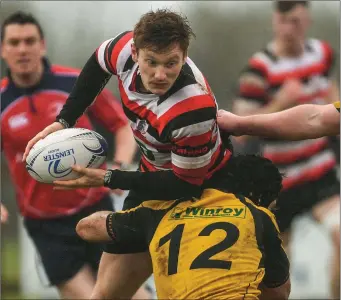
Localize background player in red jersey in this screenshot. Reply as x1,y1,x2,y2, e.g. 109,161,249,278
0,12,145,299
23,9,234,299
231,1,340,298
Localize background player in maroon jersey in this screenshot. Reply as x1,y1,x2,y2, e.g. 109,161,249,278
0,12,147,299
231,1,340,298
217,101,340,140
23,9,234,299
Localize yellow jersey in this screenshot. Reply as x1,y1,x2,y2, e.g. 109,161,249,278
106,189,289,299
334,101,340,112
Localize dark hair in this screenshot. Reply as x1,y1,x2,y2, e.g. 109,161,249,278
1,11,44,42
274,1,309,13
133,8,195,54
211,155,283,208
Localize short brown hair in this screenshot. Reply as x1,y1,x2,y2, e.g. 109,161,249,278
133,9,195,54
274,1,309,13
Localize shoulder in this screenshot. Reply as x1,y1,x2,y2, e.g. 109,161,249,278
307,38,334,60
241,197,279,231
246,46,278,76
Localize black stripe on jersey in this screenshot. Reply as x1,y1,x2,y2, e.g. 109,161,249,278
122,104,165,142
105,31,131,72
123,56,135,72
304,42,314,53
208,143,227,172
161,107,217,141
262,48,278,63
241,66,266,79
158,63,197,105
237,195,265,268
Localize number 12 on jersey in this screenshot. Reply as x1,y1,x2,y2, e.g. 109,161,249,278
158,222,240,275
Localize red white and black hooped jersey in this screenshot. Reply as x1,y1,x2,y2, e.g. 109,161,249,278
1,59,128,219
96,31,232,185
236,39,337,190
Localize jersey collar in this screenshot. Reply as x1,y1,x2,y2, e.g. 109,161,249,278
7,57,52,94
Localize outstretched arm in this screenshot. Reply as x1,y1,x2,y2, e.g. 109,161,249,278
218,103,340,141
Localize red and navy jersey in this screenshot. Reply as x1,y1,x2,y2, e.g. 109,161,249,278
96,31,231,185
1,58,128,219
236,39,337,190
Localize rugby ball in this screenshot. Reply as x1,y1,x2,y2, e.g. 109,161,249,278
26,128,108,183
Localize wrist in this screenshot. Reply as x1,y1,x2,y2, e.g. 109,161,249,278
56,118,70,128
112,160,133,171
103,170,114,188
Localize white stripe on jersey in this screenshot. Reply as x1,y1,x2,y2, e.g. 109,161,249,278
172,150,212,170
257,39,326,75
97,39,114,74
158,84,207,118
186,58,207,90
116,37,134,76
171,135,221,171
172,119,215,139
263,137,327,154
123,80,207,119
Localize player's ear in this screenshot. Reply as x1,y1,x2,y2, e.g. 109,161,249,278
183,50,188,65
131,44,138,62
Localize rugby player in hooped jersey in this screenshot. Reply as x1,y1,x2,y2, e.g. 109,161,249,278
24,9,234,299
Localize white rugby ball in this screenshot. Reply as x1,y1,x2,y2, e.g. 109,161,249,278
26,128,108,183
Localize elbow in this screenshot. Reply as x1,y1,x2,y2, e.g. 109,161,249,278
76,211,113,242
76,218,90,240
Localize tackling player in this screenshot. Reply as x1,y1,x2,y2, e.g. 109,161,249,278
23,9,234,299
230,1,340,297
76,155,290,300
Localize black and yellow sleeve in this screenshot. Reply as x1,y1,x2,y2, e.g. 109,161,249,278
261,210,290,288
103,206,150,254
333,101,340,113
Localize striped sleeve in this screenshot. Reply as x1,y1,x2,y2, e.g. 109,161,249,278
169,98,218,185
321,41,336,77
95,31,133,75
334,101,340,112
236,57,269,106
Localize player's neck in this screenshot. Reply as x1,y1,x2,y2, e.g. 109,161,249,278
273,38,305,58
11,61,44,89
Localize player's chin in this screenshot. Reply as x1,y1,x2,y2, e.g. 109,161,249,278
148,86,170,96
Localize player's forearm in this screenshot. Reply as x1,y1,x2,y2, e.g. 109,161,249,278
113,125,137,165
237,105,332,140
104,169,202,199
56,53,112,127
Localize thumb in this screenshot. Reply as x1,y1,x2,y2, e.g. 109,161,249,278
217,109,226,118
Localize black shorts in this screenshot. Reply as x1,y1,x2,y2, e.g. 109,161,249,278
24,194,114,286
273,170,340,232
